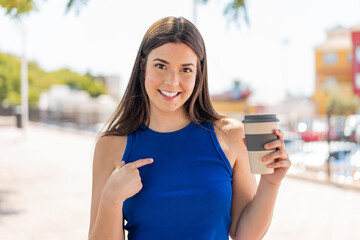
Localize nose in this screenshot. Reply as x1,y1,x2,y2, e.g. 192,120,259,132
164,70,179,87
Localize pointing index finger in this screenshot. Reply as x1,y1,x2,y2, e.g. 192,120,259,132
116,160,126,169
131,158,154,169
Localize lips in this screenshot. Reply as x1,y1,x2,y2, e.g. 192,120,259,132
159,90,180,98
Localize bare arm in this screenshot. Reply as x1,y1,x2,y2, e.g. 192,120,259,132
88,136,154,240
233,129,290,240
218,119,290,240
232,177,280,240
88,136,126,240
89,198,125,240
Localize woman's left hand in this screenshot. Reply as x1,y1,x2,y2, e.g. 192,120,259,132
261,129,291,185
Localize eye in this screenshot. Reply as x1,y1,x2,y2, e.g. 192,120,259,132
155,63,166,69
181,68,193,73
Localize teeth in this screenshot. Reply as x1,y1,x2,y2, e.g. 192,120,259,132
160,90,178,97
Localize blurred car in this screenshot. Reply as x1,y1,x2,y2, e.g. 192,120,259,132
344,114,360,143
296,119,328,142
296,116,346,142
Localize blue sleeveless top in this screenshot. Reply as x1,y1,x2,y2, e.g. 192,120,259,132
122,122,233,240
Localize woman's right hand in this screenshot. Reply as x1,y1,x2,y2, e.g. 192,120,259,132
101,158,154,206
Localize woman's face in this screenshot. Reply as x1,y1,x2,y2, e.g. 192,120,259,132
144,42,197,116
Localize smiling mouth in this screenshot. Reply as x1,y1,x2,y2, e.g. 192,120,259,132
159,90,180,98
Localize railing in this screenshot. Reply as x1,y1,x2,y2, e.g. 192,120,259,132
227,113,360,189
0,107,18,127
0,107,109,132
283,116,360,189
29,108,106,132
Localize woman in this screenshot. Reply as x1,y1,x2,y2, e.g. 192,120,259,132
88,16,291,240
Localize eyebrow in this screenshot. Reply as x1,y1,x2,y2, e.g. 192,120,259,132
153,58,195,67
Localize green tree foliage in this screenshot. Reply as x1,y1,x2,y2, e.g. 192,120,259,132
202,0,249,26
66,0,249,23
326,91,360,116
0,0,81,19
0,0,36,18
1,0,248,24
0,52,21,105
65,0,89,14
0,52,107,107
47,68,106,97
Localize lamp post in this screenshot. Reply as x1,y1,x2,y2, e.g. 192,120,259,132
20,24,29,135
193,0,198,25
281,38,290,99
326,102,335,182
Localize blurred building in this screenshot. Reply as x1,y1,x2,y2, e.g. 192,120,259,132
38,85,118,131
97,75,121,100
210,80,315,123
211,80,253,114
313,25,360,115
353,30,360,96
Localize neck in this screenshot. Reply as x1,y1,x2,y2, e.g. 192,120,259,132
148,108,191,132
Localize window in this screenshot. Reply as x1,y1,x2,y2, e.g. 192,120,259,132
356,73,360,90
347,51,352,64
323,76,338,90
323,52,338,65
356,46,360,62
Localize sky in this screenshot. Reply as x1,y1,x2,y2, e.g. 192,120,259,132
0,0,360,104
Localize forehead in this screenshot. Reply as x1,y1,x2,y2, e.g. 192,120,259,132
147,43,198,63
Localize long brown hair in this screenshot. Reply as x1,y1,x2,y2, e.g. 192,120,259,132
101,16,223,137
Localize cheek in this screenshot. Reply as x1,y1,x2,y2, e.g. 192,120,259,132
145,70,162,90
182,76,196,92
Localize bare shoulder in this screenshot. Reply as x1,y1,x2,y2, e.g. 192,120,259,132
214,117,245,139
96,134,127,150
94,135,127,169
213,117,245,168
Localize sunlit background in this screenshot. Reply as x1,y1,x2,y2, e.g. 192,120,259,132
1,0,360,239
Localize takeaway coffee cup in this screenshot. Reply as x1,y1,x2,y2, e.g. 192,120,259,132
242,114,280,174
